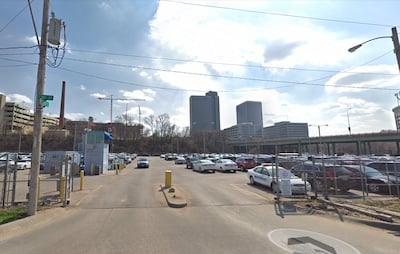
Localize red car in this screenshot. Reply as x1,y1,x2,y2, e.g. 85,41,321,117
235,157,258,171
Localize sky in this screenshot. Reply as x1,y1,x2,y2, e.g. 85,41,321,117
0,0,400,137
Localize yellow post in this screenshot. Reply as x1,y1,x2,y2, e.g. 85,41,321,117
80,170,84,190
165,170,172,188
116,163,119,175
37,177,41,202
90,163,94,176
60,176,66,203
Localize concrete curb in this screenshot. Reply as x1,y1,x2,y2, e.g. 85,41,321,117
159,185,187,208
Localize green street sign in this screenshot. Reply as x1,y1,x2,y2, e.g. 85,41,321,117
39,94,53,107
39,94,54,101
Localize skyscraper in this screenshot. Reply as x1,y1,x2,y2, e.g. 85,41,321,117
236,101,263,126
190,91,220,134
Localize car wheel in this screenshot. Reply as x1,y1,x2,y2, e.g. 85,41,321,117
249,176,255,185
212,170,215,173
368,183,380,193
241,166,245,172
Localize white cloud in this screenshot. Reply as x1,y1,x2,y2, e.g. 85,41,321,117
80,85,86,91
65,112,86,121
326,65,400,93
5,93,33,105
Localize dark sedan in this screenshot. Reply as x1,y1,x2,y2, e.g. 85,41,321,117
343,165,400,194
291,162,358,193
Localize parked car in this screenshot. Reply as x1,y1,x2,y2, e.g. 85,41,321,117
186,157,199,169
214,159,238,173
343,165,400,194
366,161,400,177
175,156,186,164
291,162,358,193
16,159,31,170
248,165,311,194
137,157,149,168
235,157,258,171
192,159,215,173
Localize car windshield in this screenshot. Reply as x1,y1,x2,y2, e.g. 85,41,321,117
363,166,384,177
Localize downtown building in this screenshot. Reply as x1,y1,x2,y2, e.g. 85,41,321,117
223,101,263,141
189,91,221,134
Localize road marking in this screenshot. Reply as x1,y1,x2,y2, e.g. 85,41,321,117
268,228,361,254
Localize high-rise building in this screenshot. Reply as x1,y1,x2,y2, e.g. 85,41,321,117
393,105,400,131
190,91,220,134
236,101,263,126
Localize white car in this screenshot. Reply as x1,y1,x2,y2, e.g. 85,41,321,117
16,159,31,170
214,159,238,173
192,159,215,173
247,165,311,194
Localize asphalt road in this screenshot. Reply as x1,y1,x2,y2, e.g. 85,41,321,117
1,157,399,254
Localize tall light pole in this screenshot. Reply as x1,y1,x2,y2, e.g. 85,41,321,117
348,26,400,73
309,124,328,154
98,95,145,132
346,107,352,135
28,0,50,216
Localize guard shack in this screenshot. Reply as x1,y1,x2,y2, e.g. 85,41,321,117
83,130,112,175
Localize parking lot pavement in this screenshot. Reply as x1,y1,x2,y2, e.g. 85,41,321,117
0,169,122,240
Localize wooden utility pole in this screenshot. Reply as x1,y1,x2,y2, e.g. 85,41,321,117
28,0,49,216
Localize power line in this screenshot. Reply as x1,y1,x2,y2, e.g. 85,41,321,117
0,0,36,33
58,65,400,93
163,0,395,28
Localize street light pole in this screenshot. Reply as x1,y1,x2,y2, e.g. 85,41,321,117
348,26,400,73
309,124,328,154
347,107,352,135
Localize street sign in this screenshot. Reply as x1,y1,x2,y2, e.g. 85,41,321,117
39,94,53,107
39,94,54,101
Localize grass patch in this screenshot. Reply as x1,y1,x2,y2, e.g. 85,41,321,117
360,199,400,213
0,206,28,225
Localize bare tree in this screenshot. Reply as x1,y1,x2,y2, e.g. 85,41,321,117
115,113,135,125
144,115,156,136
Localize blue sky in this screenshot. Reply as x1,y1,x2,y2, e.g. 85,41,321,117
1,0,400,137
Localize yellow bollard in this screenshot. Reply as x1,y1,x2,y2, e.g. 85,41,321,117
60,176,66,203
90,163,94,176
80,170,84,190
165,170,172,188
37,177,41,202
116,164,119,175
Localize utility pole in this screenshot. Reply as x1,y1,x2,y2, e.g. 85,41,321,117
28,0,50,216
392,27,400,73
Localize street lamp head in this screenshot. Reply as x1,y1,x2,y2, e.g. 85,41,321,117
348,44,362,53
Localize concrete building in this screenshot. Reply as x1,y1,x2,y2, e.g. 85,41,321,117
0,94,59,134
393,105,400,131
263,121,309,139
223,122,262,142
190,91,220,134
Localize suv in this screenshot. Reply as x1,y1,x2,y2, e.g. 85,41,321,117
291,162,358,193
235,157,258,171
